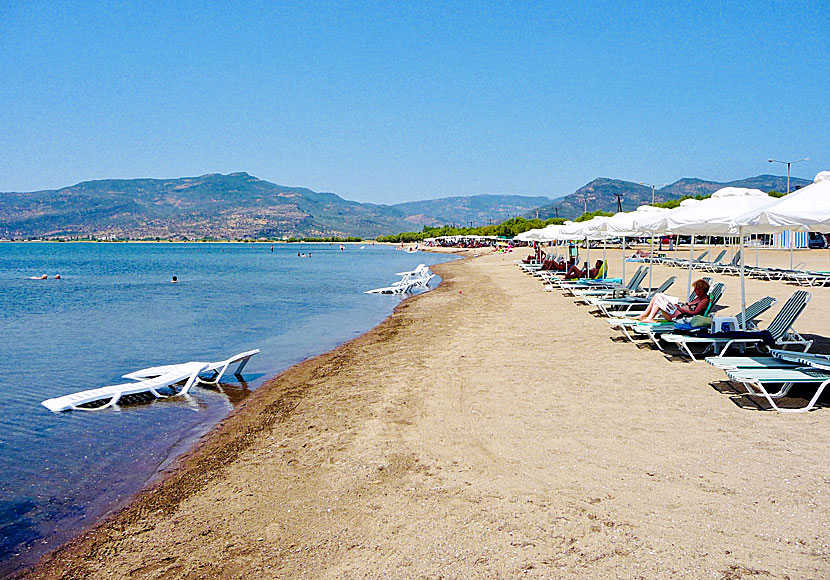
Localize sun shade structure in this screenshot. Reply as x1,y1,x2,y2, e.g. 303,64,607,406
730,172,830,233
634,189,773,236
596,206,668,282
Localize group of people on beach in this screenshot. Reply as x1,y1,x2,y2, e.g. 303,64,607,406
523,252,606,281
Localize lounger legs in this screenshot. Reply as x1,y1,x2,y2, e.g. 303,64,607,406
233,356,251,377
179,371,203,396
740,379,830,413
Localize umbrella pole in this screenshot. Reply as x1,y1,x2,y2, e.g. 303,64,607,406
602,238,606,278
755,235,759,267
740,230,747,330
586,237,590,278
790,230,794,270
687,236,694,296
648,235,654,291
621,236,626,283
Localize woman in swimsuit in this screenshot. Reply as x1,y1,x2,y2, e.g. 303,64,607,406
636,279,710,323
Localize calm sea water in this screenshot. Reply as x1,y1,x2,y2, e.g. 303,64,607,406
0,242,453,576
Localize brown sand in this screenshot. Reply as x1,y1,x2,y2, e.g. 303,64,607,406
22,246,830,579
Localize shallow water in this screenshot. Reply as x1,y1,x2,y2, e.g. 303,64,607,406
0,242,453,576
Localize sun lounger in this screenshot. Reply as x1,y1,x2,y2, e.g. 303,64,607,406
621,283,725,347
123,349,260,384
782,271,830,287
713,250,743,275
724,366,830,413
41,362,209,412
588,276,677,315
704,355,799,370
695,249,727,271
669,250,709,268
570,267,647,300
660,291,811,361
767,349,830,370
605,278,713,318
366,265,434,294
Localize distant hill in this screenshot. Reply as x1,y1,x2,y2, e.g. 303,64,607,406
0,173,415,240
391,194,555,228
529,174,812,220
0,173,559,240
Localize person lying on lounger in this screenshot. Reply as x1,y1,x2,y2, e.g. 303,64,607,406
564,259,604,280
636,278,710,323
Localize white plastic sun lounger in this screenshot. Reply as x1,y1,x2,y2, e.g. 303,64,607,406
724,366,830,413
41,362,209,412
123,349,260,385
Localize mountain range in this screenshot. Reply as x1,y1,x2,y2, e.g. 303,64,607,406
530,175,811,220
0,172,810,240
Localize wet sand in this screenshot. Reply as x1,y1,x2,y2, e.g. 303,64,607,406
21,246,830,579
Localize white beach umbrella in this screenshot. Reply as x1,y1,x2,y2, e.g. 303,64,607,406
601,206,669,283
537,224,564,242
662,188,773,235
728,171,830,327
556,217,610,277
661,188,775,319
730,172,830,233
636,189,774,300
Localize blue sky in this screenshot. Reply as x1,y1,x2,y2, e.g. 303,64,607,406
1,1,827,202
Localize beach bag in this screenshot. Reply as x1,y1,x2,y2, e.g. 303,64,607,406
690,315,712,328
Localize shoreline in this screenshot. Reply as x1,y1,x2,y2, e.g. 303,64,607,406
20,248,830,579
16,250,475,579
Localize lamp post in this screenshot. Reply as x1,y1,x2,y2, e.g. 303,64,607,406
769,158,808,268
768,157,808,194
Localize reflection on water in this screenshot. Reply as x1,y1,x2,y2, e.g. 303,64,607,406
0,242,452,577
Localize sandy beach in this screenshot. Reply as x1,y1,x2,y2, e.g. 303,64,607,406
21,246,830,579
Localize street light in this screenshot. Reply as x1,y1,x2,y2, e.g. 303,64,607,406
768,157,808,194
640,183,669,206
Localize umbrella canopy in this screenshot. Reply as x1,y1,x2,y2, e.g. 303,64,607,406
536,224,564,242
514,229,542,242
729,171,830,233
601,205,668,236
633,199,699,234
635,189,771,235
558,217,609,240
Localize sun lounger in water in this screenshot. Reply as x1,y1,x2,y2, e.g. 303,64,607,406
123,349,260,384
41,362,209,412
41,350,260,412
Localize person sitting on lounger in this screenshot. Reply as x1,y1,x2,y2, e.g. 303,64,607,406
636,278,710,323
565,259,604,280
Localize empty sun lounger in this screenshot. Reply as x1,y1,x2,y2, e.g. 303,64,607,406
41,362,209,412
724,366,830,413
123,349,260,385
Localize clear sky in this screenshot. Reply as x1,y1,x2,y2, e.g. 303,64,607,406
1,1,827,202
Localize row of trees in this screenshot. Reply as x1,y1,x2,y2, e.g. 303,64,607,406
375,216,567,243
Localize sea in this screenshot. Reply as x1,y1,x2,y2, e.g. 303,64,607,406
0,242,454,576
